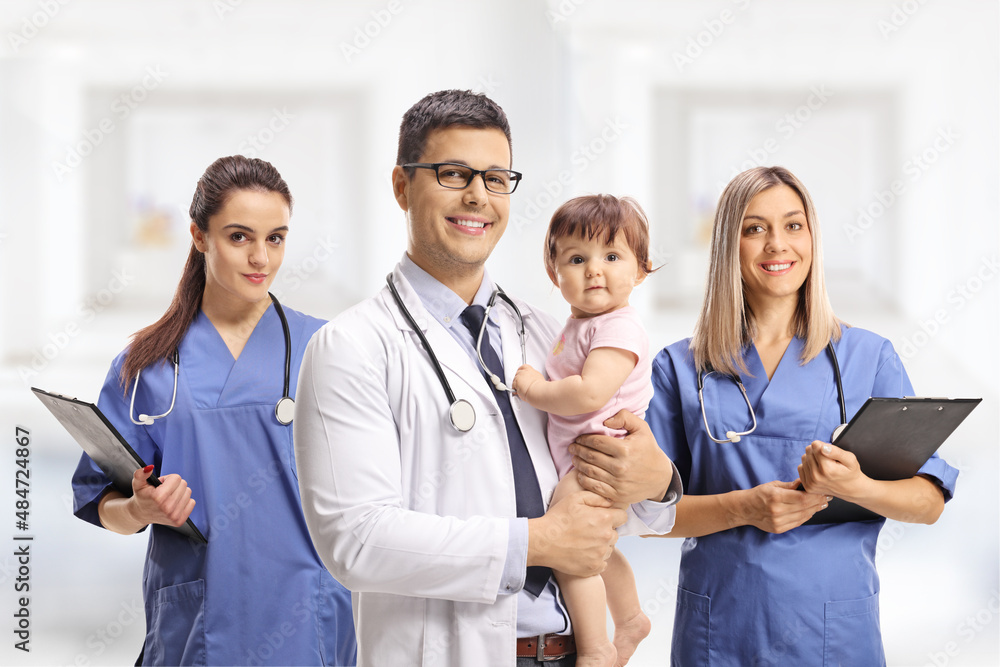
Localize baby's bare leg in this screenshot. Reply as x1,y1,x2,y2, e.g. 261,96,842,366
550,473,617,667
602,548,650,666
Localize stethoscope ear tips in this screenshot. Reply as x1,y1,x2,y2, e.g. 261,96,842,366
139,414,154,426
489,374,510,393
725,431,741,443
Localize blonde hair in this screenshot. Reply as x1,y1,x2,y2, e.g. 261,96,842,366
690,166,843,376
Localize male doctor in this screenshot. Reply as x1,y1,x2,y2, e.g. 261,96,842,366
294,90,681,667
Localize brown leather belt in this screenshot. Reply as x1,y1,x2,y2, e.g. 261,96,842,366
516,633,576,661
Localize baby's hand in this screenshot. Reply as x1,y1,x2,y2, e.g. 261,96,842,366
513,364,544,401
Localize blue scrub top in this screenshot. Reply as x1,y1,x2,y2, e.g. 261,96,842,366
72,305,356,666
647,327,958,667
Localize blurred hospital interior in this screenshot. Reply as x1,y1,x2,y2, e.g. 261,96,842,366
0,1,996,664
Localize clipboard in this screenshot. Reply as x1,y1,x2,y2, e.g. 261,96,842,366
805,396,980,524
31,387,207,543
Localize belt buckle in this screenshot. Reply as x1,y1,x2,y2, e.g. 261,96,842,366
536,633,557,662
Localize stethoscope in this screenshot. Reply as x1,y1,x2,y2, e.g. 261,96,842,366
385,274,527,433
697,342,847,443
129,292,296,426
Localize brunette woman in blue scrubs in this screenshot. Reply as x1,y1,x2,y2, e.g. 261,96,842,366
71,156,356,666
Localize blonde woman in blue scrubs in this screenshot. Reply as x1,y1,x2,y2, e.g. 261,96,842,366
645,166,957,666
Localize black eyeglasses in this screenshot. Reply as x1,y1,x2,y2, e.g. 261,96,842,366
403,162,522,195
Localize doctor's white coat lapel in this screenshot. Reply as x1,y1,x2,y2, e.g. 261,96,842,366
383,268,494,404
382,267,559,508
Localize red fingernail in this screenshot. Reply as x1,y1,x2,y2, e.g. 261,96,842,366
143,464,154,473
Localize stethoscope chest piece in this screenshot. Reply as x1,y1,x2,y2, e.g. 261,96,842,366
449,399,476,432
275,396,295,426
385,273,527,434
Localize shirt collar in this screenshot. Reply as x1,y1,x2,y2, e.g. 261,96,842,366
398,254,497,331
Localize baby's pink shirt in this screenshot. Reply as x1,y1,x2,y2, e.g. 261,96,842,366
543,306,652,478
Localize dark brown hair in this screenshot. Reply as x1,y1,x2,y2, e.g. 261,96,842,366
120,155,293,388
544,195,655,281
396,89,512,167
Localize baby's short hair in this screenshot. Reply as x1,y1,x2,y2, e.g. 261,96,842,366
544,194,654,279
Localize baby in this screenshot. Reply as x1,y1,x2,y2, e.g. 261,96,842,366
513,194,655,667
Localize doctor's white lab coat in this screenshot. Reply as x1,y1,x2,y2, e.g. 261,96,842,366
293,266,665,667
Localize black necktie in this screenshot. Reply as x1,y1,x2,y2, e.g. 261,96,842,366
460,305,551,597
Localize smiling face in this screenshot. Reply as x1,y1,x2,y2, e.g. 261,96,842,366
191,189,290,309
550,233,644,319
738,184,812,310
392,126,511,290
